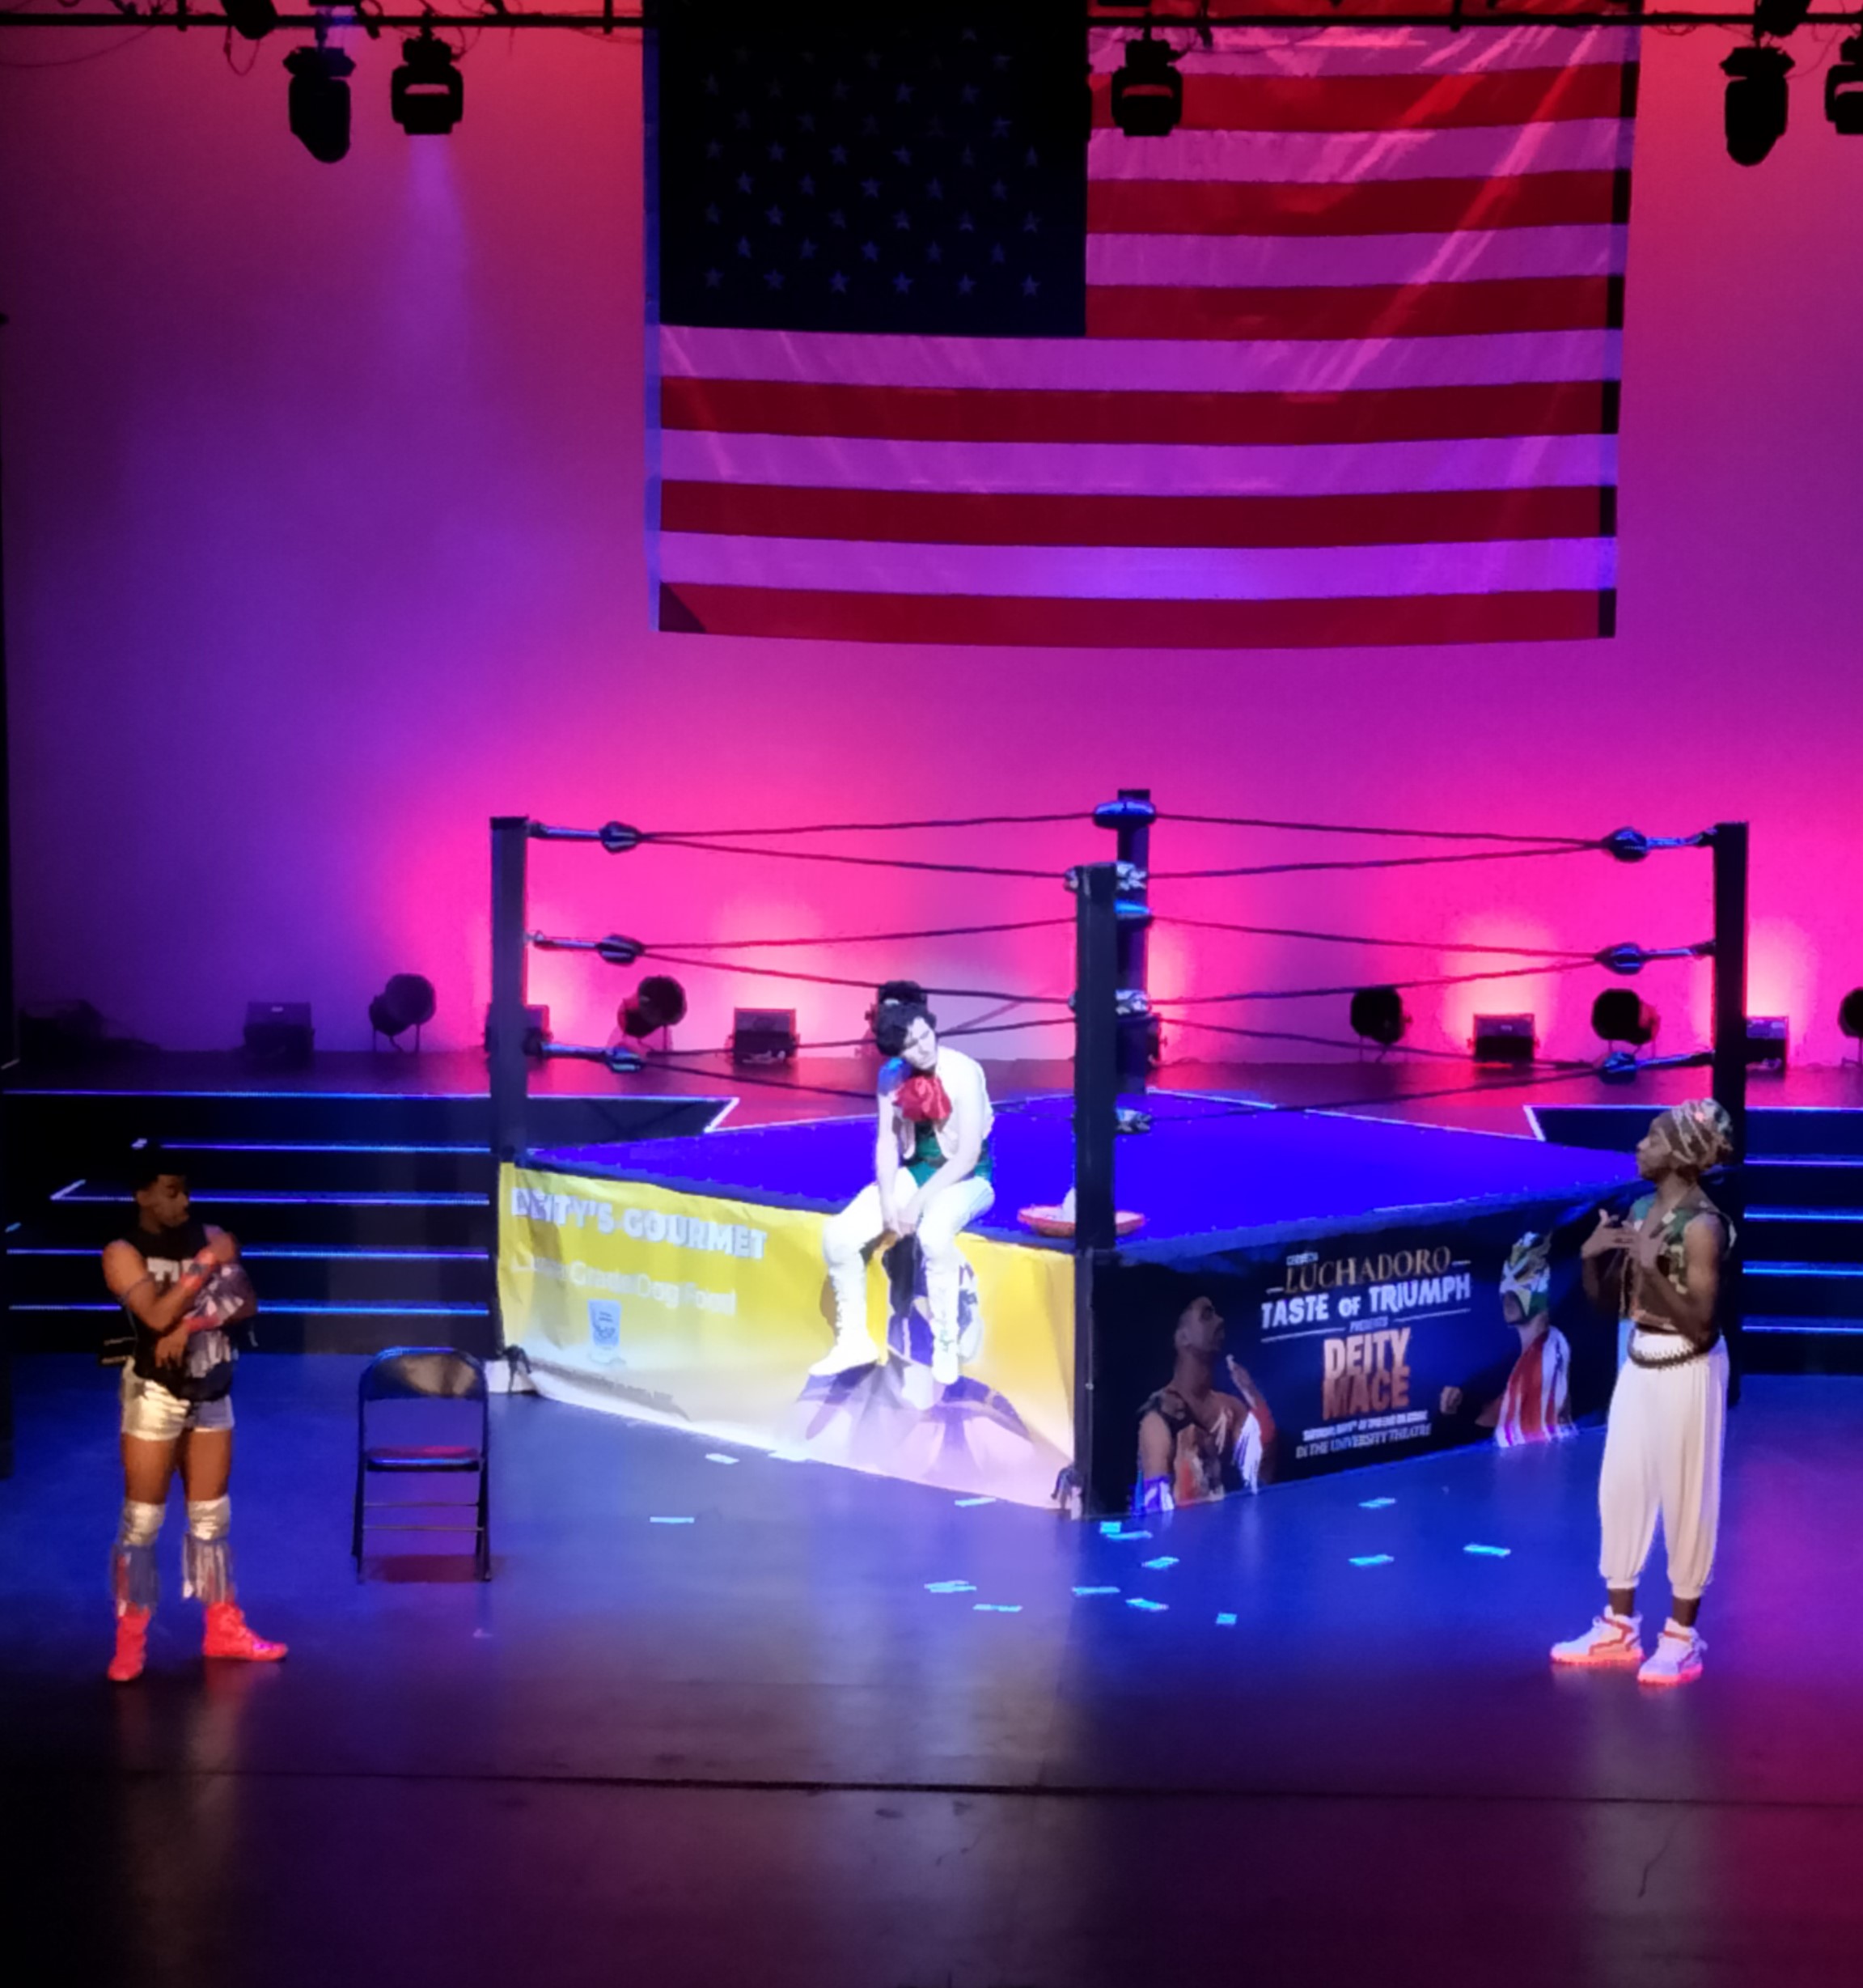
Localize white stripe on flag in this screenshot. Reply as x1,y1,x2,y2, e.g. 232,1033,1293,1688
658,325,1623,393
1087,23,1637,77
1086,119,1632,185
658,533,1616,601
658,430,1616,499
1087,225,1627,290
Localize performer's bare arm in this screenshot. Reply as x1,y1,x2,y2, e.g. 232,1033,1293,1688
1137,1409,1175,1482
874,1087,904,1227
102,1227,252,1368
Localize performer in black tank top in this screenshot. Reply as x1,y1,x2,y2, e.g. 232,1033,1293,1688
100,1141,286,1683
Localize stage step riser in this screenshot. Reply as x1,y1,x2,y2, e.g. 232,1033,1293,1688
1536,1103,1863,1159
26,1198,493,1251
146,1149,498,1194
6,1250,491,1308
1742,1319,1863,1377
1742,1265,1863,1319
1744,1211,1863,1264
5,1310,494,1358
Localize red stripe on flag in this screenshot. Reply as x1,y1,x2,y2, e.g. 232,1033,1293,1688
1086,170,1626,237
660,483,1610,550
1088,65,1629,133
1087,276,1615,342
660,379,1613,447
658,583,1609,647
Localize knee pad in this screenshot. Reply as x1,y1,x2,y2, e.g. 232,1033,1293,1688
118,1500,165,1548
186,1495,231,1542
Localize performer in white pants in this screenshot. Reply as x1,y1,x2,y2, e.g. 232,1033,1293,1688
815,998,994,1388
1552,1099,1735,1688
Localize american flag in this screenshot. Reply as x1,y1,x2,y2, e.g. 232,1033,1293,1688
650,2,1634,648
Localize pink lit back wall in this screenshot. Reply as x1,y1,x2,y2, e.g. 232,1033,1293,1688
1,28,1860,1063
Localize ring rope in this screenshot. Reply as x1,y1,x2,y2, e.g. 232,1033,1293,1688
648,809,1091,839
640,951,1070,1006
1154,916,1596,960
1153,844,1601,883
1162,958,1612,1008
1158,812,1594,847
645,837,1061,881
642,917,1075,952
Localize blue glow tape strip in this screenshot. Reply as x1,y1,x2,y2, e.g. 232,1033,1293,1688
1216,1613,1238,1627
1141,1556,1179,1570
1073,1585,1120,1597
650,1515,697,1525
1126,1598,1169,1613
704,1453,739,1465
925,1580,977,1594
973,1603,1023,1614
1359,1497,1396,1508
1349,1554,1395,1567
1464,1543,1512,1557
955,1496,997,1507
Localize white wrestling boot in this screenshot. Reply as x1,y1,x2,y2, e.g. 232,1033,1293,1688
810,1265,884,1376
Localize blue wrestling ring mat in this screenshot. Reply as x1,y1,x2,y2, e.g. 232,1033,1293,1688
531,1100,1641,1253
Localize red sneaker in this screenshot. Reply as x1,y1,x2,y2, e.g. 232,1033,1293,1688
108,1606,152,1683
201,1601,287,1663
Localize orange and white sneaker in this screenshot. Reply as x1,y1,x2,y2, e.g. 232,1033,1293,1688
1637,1621,1704,1688
201,1601,287,1663
1550,1610,1645,1668
108,1606,152,1683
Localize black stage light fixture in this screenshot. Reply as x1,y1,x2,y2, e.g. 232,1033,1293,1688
223,0,278,42
1349,986,1409,1051
1471,1013,1537,1067
1838,987,1863,1059
244,1000,314,1069
1747,1015,1789,1074
1722,45,1793,167
1111,31,1183,138
391,26,464,137
369,973,437,1049
1827,35,1863,133
286,43,357,164
620,974,688,1045
730,1007,798,1066
1590,987,1660,1049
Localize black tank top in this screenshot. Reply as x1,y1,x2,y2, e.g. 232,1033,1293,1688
119,1217,236,1399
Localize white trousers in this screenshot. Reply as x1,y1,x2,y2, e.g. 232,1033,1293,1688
1598,1333,1729,1602
821,1176,995,1346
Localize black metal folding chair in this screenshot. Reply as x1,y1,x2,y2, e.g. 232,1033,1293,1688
353,1347,490,1580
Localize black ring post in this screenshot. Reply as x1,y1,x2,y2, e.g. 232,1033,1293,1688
1103,790,1153,1092
489,817,531,1169
1073,863,1120,1516
1709,820,1750,1397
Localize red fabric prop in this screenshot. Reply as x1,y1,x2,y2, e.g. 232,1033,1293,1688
892,1072,951,1125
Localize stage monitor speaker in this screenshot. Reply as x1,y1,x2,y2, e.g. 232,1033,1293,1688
730,1007,798,1065
1471,1013,1537,1066
1747,1015,1789,1075
243,1001,315,1069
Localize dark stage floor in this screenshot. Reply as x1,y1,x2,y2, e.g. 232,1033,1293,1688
5,1354,1861,1987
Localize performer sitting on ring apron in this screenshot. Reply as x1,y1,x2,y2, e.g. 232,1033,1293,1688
815,998,993,1388
1551,1099,1736,1688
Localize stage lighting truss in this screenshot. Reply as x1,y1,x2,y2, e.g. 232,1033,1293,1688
1722,42,1793,166
392,24,464,136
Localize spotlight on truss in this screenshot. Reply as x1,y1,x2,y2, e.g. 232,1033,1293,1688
1349,986,1409,1052
1110,31,1183,138
1591,987,1659,1053
1722,44,1793,167
1827,33,1863,133
392,26,464,137
286,42,357,165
